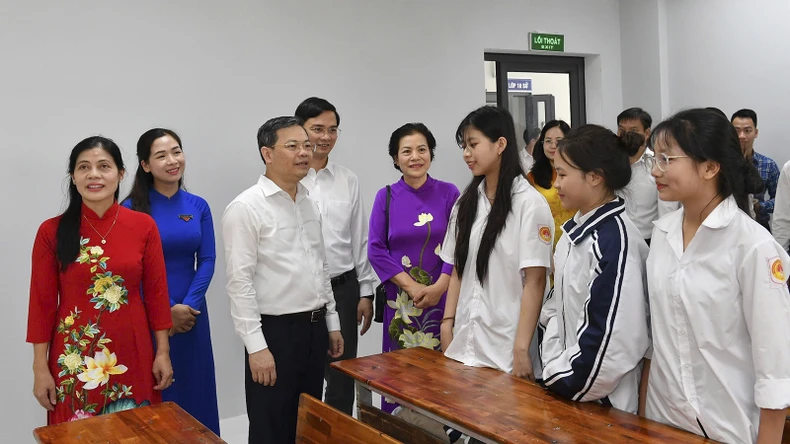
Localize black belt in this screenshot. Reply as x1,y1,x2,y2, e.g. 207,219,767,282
262,306,327,323
331,269,356,286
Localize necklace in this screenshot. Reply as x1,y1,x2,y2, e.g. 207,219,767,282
82,206,120,245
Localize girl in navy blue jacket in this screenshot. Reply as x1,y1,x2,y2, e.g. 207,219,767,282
539,125,650,413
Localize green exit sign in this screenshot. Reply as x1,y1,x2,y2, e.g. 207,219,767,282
530,33,565,52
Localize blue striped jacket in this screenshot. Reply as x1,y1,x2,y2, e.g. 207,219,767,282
539,197,650,413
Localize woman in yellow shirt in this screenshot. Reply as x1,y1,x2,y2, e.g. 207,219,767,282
528,120,575,247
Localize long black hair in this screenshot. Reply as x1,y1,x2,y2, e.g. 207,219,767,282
531,119,571,189
125,128,183,214
56,136,125,271
453,106,523,283
649,108,764,213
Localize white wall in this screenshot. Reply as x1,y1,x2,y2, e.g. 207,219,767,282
619,0,666,122
664,0,790,165
0,0,624,441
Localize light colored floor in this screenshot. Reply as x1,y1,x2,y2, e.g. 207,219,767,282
218,414,249,444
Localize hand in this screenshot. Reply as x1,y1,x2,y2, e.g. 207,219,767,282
413,284,444,309
357,297,373,336
403,282,427,300
33,366,57,411
171,304,199,334
152,353,174,390
440,320,454,352
328,331,344,358
512,345,535,381
249,348,277,386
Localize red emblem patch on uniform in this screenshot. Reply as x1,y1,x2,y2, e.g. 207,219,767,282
178,214,193,222
538,225,552,244
770,257,785,284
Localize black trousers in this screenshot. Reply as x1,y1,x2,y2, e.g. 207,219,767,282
323,272,360,415
245,313,328,444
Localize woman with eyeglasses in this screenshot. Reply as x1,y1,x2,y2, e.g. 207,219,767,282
643,108,790,443
528,120,576,247
367,123,460,414
122,128,220,435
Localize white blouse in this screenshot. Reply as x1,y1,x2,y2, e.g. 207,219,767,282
646,196,790,443
441,176,553,373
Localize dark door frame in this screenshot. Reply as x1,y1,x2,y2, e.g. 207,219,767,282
485,53,587,126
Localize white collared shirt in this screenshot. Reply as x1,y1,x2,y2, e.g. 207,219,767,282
221,175,340,354
646,196,790,443
519,148,534,174
301,160,377,295
772,159,790,250
540,198,650,413
440,176,553,373
618,152,679,240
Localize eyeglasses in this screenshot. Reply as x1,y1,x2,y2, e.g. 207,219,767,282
649,153,689,172
272,142,316,153
541,139,563,147
309,127,341,137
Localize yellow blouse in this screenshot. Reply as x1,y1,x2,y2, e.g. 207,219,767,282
528,171,576,247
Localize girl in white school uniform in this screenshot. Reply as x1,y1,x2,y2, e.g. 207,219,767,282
645,108,790,443
539,125,650,414
440,106,554,380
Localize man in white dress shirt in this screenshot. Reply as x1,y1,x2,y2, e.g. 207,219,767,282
294,97,377,415
222,116,344,443
617,107,679,245
519,127,539,173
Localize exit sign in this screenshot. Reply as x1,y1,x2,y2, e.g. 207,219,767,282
530,33,565,52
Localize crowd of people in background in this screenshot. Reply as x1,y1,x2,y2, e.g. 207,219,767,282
26,99,790,443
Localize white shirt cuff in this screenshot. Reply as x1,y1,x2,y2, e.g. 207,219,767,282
325,312,341,332
242,332,267,354
754,378,790,410
359,283,374,296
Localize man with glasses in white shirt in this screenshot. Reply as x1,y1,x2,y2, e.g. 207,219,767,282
295,97,377,416
222,116,344,443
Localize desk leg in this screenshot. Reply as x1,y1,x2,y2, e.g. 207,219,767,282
355,382,373,419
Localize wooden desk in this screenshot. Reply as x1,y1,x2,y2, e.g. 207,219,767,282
33,401,224,444
332,347,712,444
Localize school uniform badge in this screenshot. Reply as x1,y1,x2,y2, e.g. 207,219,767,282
538,225,552,244
769,256,786,285
178,214,193,222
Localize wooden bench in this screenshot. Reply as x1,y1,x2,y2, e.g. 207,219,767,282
33,401,223,443
332,347,715,443
296,393,400,443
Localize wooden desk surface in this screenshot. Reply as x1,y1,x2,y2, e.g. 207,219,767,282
332,347,711,443
33,402,224,444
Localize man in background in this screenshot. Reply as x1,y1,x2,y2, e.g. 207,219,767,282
616,107,678,245
295,97,377,416
732,108,779,232
520,126,540,173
